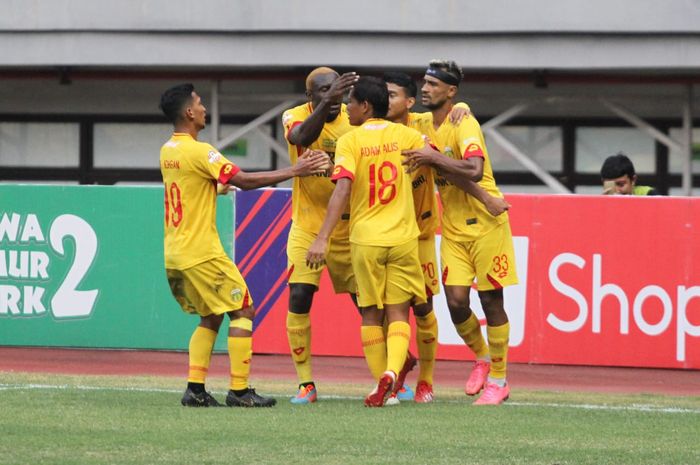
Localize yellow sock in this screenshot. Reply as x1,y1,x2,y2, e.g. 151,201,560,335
455,312,489,358
286,312,312,384
415,311,438,384
361,325,387,381
487,322,510,380
386,321,411,377
187,326,217,384
228,335,252,391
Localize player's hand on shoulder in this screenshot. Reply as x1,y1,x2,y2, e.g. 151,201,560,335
449,105,472,125
306,238,328,270
402,144,441,173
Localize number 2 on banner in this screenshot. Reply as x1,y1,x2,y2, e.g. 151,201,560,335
50,214,99,318
164,182,183,227
368,161,398,207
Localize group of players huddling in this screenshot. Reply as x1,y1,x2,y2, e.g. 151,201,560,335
159,60,518,408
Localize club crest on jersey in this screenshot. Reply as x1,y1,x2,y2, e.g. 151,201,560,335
322,138,337,151
231,288,243,302
444,146,454,156
208,150,222,164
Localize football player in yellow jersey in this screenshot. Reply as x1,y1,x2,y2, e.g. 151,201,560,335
403,60,517,405
383,72,509,404
384,71,461,405
306,76,428,407
282,67,361,405
158,83,328,407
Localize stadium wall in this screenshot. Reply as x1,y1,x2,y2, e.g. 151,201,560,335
0,185,234,351
1,186,698,369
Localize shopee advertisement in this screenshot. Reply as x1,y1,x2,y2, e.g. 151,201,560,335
507,194,700,369
240,190,700,369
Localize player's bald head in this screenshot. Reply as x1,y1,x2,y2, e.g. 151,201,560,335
305,67,338,91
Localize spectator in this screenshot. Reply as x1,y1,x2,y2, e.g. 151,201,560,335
600,153,660,195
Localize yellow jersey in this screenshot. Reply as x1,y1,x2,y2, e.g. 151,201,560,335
406,112,439,239
160,132,239,270
408,102,470,147
332,118,423,247
432,116,507,241
282,102,352,239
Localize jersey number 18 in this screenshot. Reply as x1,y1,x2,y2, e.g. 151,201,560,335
368,161,398,207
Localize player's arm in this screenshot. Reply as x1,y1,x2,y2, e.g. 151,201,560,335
288,72,358,147
402,145,507,216
424,153,509,216
449,177,511,216
228,149,329,190
402,144,483,182
432,154,510,217
306,178,351,269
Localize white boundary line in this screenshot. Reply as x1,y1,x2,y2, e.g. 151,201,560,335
506,401,700,414
1,383,699,414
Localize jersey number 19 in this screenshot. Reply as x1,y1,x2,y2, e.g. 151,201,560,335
164,182,183,227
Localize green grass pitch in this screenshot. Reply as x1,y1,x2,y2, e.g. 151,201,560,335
1,373,699,465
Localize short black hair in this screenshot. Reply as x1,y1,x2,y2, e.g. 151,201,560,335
428,59,464,85
383,71,417,98
601,152,636,179
351,76,389,118
159,83,195,124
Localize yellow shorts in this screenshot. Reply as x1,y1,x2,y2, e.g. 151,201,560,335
166,256,253,317
352,239,427,309
441,221,519,291
286,225,356,294
418,235,440,297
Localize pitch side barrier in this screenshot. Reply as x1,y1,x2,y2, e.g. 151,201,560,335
240,189,700,370
1,185,698,369
0,185,234,351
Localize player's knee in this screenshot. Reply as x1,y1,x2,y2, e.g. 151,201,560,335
200,313,225,331
445,295,468,313
289,283,316,313
360,306,383,326
412,301,432,317
445,286,470,311
478,290,508,324
478,290,503,313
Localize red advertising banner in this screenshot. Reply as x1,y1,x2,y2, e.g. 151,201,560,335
240,191,700,369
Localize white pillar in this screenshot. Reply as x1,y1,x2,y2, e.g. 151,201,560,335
681,84,694,196
211,80,220,145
